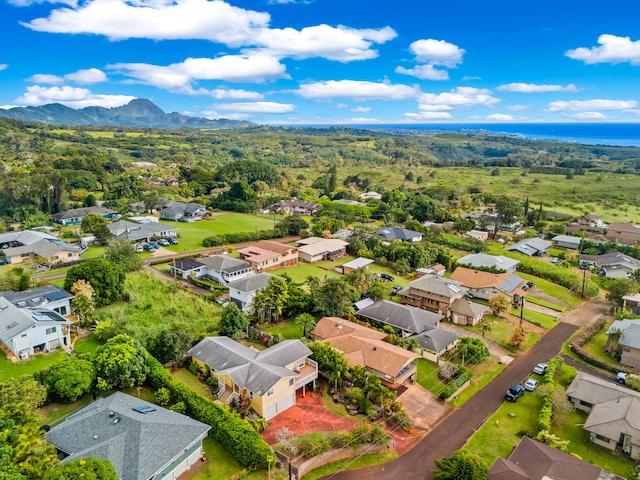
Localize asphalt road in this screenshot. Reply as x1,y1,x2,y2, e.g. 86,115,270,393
322,299,611,480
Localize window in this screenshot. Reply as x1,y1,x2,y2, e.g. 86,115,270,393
289,379,294,386
46,327,56,335
579,400,593,408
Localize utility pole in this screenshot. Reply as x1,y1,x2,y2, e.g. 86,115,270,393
519,296,525,327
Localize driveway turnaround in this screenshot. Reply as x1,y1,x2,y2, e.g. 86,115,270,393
323,299,609,480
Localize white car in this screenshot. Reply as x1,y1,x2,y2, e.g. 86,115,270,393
533,363,548,375
524,378,539,391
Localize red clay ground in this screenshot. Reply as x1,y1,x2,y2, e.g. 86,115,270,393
260,386,424,455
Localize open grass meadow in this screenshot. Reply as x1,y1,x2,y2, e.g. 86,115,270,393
100,271,222,342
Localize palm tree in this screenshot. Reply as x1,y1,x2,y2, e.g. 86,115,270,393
295,313,316,338
478,321,494,339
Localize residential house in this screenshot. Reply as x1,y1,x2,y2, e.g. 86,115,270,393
188,337,318,419
583,214,605,228
158,201,207,221
399,275,467,316
0,285,73,316
488,436,623,480
566,372,640,413
268,198,321,216
339,257,374,275
464,230,489,241
379,226,423,243
415,263,446,277
47,392,210,480
457,253,519,273
355,300,458,361
622,293,640,315
332,229,353,242
168,258,206,280
505,237,551,256
552,234,583,250
449,267,527,303
129,200,146,213
565,222,603,237
107,219,178,243
2,237,84,265
310,317,420,386
51,206,117,226
605,319,640,369
197,254,253,285
358,191,382,201
605,222,640,246
448,298,491,326
0,297,72,359
227,273,273,312
583,396,640,459
579,252,640,279
296,237,349,263
236,240,298,272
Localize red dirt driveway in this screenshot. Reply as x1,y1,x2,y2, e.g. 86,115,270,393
261,391,358,445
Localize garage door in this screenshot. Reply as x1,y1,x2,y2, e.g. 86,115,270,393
277,393,295,414
264,403,278,420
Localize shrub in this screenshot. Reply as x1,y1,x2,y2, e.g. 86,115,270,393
296,436,331,458
439,365,472,400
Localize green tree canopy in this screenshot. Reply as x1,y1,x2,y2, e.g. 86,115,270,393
43,458,118,480
94,334,149,390
104,241,142,273
277,215,309,236
219,303,248,338
433,450,487,480
37,357,95,402
64,258,125,306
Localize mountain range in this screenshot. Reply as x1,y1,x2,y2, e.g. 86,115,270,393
0,99,252,129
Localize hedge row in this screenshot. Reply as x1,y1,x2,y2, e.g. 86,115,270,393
439,365,472,400
146,354,274,469
202,229,285,247
536,356,563,433
569,317,635,375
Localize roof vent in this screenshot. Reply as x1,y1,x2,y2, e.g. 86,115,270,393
109,411,116,417
113,417,121,424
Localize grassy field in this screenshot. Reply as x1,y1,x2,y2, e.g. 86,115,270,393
301,452,397,480
516,272,584,308
161,213,279,250
509,307,558,330
269,262,342,283
524,295,565,312
0,349,67,383
454,356,507,405
581,322,621,367
171,368,217,400
263,320,302,339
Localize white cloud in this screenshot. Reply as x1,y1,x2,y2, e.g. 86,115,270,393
15,85,135,109
8,0,76,6
497,82,579,93
403,111,453,120
566,34,640,65
507,104,528,111
0,64,8,71
296,80,418,100
569,112,608,120
215,101,295,113
207,89,263,100
417,87,499,111
485,113,517,121
28,73,64,84
22,0,395,62
395,64,449,81
409,39,465,67
547,99,638,112
65,68,107,84
110,54,288,93
351,106,371,113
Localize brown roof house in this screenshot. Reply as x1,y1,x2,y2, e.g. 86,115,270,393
449,266,527,303
311,317,419,386
488,436,624,480
268,198,321,216
605,222,640,245
237,240,298,272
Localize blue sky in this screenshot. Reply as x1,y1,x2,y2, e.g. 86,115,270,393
1,0,640,124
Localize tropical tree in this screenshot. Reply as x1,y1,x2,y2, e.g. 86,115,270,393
433,450,487,480
294,313,316,338
606,278,638,309
489,294,511,317
276,215,309,236
147,330,193,364
93,334,149,390
313,278,358,317
43,458,118,480
252,276,289,323
478,321,494,339
70,279,96,327
508,325,529,350
36,357,95,402
219,303,248,338
64,258,125,306
104,241,142,272
456,337,489,365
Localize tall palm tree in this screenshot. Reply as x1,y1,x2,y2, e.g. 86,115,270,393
295,313,316,338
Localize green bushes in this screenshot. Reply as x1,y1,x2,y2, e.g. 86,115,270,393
536,356,563,434
146,354,274,469
569,317,635,374
202,228,285,247
439,365,472,400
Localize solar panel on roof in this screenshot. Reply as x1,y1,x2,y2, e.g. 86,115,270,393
44,291,67,301
132,405,156,414
6,321,18,329
447,284,461,293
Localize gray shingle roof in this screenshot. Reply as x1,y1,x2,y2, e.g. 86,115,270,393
0,298,35,343
198,254,252,274
584,396,640,444
0,285,73,308
173,258,205,272
227,273,273,293
107,220,177,242
188,337,310,395
47,392,210,480
356,300,443,334
505,238,551,256
457,253,520,271
0,229,56,246
409,327,459,353
566,372,640,406
450,298,490,317
405,275,466,298
51,206,115,220
4,238,82,258
378,226,422,241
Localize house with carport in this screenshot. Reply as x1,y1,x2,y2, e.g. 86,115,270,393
188,337,317,419
311,317,420,387
47,392,210,480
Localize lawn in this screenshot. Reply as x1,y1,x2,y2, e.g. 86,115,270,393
461,315,540,353
73,334,104,355
453,356,507,405
524,295,565,312
415,358,443,397
38,394,94,426
269,262,342,283
0,349,68,383
581,322,621,368
161,213,277,251
171,368,216,400
263,320,303,339
463,388,544,468
509,307,558,330
301,452,397,480
516,272,584,308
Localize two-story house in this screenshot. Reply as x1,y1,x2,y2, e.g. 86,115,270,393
198,255,253,285
237,240,298,272
188,337,318,419
399,275,467,316
227,273,273,312
51,206,118,226
449,267,527,303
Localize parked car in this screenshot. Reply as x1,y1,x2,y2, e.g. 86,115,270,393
532,363,548,375
143,244,156,253
157,239,170,246
378,273,395,282
134,244,144,253
524,378,539,391
391,285,402,295
148,241,160,249
168,237,178,245
617,372,639,385
505,385,525,402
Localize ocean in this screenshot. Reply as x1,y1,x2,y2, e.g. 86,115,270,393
331,123,640,148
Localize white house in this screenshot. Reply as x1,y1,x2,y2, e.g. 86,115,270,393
198,255,253,285
227,273,273,312
0,285,74,317
0,297,72,359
